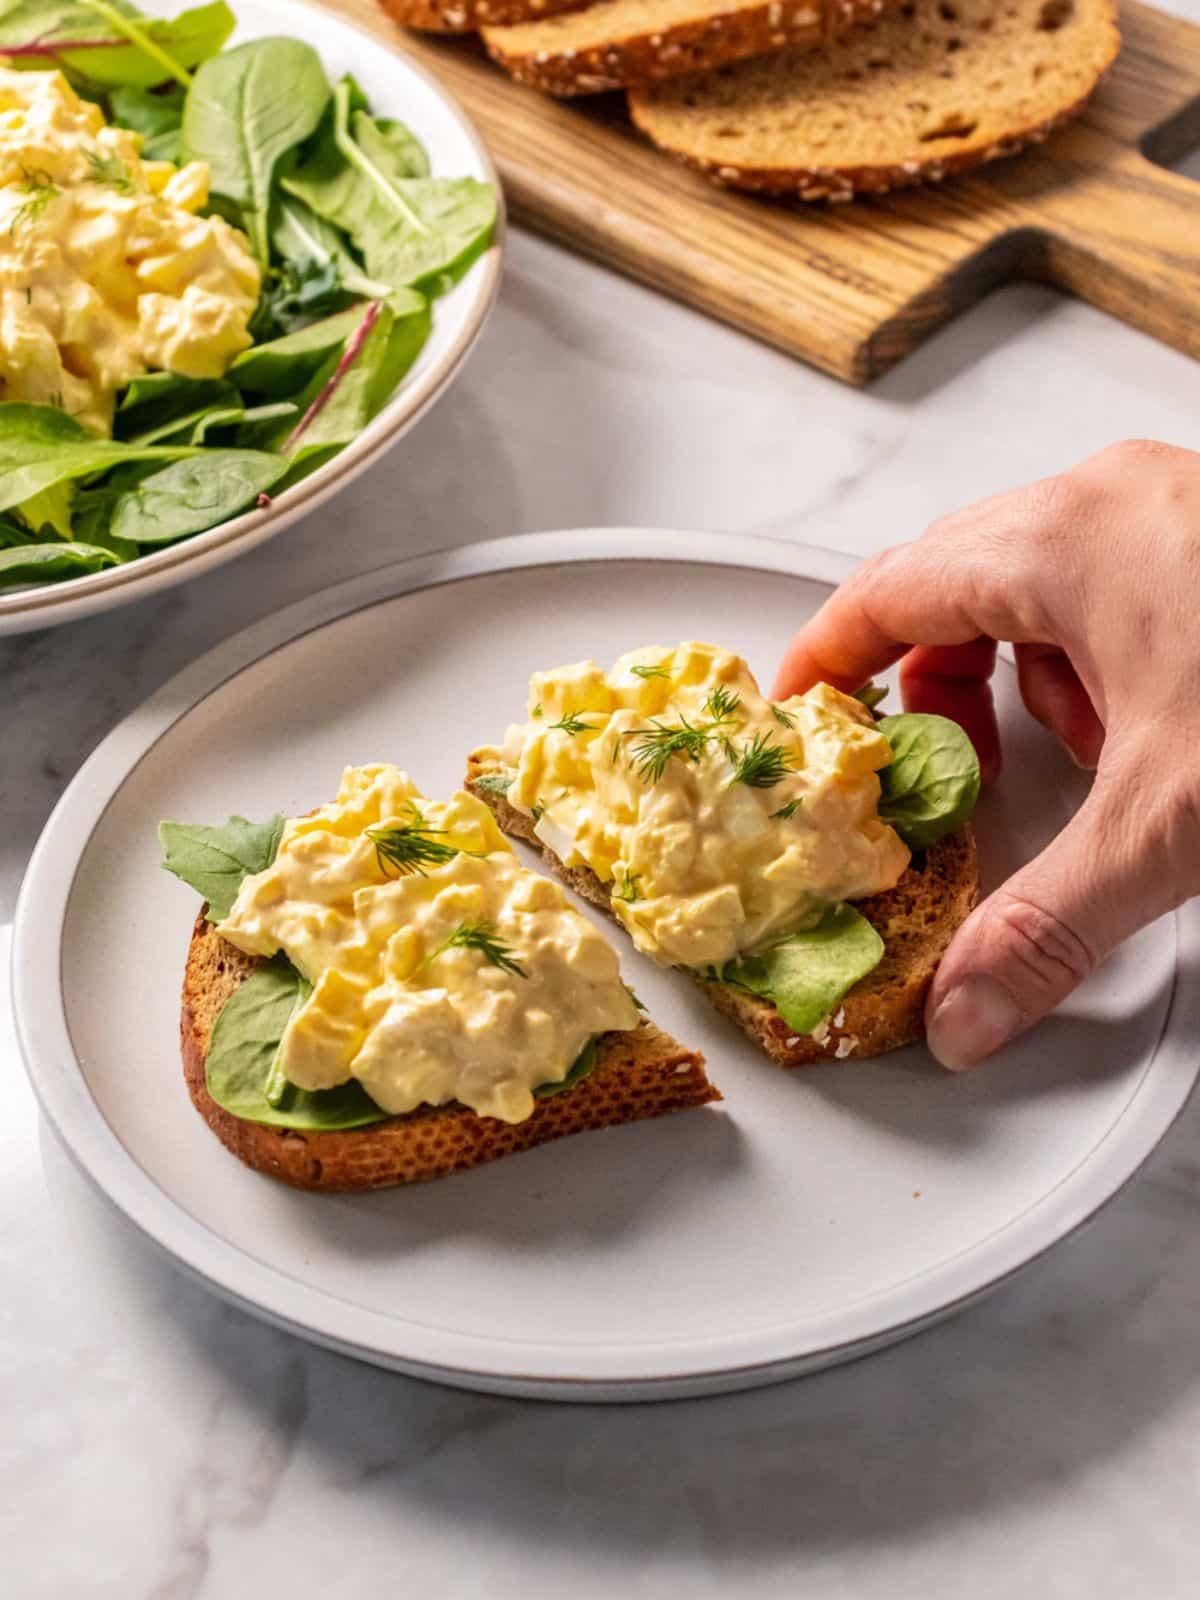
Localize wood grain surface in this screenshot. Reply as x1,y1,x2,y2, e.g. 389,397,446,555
328,0,1200,384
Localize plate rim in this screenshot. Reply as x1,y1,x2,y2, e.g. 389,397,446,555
0,0,505,635
13,528,1200,1401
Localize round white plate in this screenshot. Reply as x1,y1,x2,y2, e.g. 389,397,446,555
0,0,502,636
13,531,1199,1401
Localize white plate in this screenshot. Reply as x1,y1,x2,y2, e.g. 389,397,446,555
13,531,1200,1401
0,0,502,636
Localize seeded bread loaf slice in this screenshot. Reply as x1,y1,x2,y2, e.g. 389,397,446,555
181,914,719,1191
629,0,1119,197
482,0,894,98
465,754,978,1068
375,0,589,34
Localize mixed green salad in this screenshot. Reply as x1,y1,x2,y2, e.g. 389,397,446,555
0,0,497,591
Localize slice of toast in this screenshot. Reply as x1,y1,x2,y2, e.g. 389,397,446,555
375,0,589,34
628,0,1119,197
481,0,894,99
181,914,719,1191
465,754,978,1067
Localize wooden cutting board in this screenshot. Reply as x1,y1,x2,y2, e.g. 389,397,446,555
330,0,1200,384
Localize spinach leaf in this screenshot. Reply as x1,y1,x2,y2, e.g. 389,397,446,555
205,958,388,1132
472,773,512,798
878,713,981,850
15,481,75,539
282,80,495,294
182,38,330,263
108,83,186,160
116,373,240,443
109,450,288,543
533,1039,598,1099
371,116,430,179
0,404,198,514
0,541,121,588
5,2,236,90
719,905,885,1035
271,193,393,301
159,812,285,921
229,305,368,397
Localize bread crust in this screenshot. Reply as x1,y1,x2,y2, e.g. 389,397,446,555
482,0,892,98
376,0,589,35
181,915,719,1191
465,755,978,1067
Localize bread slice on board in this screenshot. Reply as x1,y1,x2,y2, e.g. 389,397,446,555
629,0,1120,196
181,914,720,1191
482,0,894,98
465,754,979,1068
375,0,588,34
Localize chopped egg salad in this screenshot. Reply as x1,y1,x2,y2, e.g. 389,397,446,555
0,66,258,437
217,766,639,1124
481,643,911,969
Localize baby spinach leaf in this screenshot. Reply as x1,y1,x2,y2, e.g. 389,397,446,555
0,404,198,514
271,193,393,302
116,373,240,443
183,37,330,263
719,905,885,1035
109,450,288,543
159,812,285,920
228,305,366,397
0,541,120,588
878,713,981,850
15,480,75,540
282,80,495,294
6,2,236,89
370,116,430,180
533,1039,598,1099
107,83,186,160
205,959,388,1131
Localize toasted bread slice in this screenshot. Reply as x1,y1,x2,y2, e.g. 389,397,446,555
628,0,1119,197
181,914,719,1191
465,754,978,1067
481,0,895,98
375,0,588,34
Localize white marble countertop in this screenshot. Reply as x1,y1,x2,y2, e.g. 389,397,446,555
5,35,1200,1588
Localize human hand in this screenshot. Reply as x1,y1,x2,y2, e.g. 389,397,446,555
773,440,1200,1071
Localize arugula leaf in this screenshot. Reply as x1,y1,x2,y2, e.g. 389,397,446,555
159,812,285,921
0,541,120,588
4,2,235,90
107,83,186,161
282,80,495,294
718,905,885,1035
0,404,199,515
205,958,388,1131
109,450,288,543
182,37,330,263
878,713,981,850
533,1039,598,1099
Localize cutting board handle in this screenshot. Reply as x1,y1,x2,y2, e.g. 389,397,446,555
1036,152,1200,365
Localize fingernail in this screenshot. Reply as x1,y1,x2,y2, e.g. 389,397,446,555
927,976,1022,1072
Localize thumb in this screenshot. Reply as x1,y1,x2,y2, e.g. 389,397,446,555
925,762,1188,1071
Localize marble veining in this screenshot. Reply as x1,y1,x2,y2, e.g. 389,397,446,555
6,26,1200,1583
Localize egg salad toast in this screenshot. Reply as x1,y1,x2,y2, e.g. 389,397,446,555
467,644,980,1068
162,768,717,1191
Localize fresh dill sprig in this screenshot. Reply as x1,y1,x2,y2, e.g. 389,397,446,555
366,804,471,878
426,919,528,978
549,711,596,736
702,685,741,722
629,662,670,680
770,703,796,730
85,150,135,193
729,732,794,789
613,871,642,903
624,714,712,783
531,800,546,822
770,796,805,820
9,169,59,234
531,704,543,719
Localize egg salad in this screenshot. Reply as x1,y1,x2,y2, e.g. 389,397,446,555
480,643,911,970
217,766,640,1125
0,65,258,436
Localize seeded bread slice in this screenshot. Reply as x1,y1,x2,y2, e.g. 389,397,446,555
465,754,979,1067
375,0,589,34
629,0,1119,197
181,913,719,1191
481,0,894,98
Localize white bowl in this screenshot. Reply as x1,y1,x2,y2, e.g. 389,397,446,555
0,0,503,636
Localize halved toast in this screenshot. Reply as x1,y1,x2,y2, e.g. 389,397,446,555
376,0,589,34
465,753,978,1067
182,914,720,1191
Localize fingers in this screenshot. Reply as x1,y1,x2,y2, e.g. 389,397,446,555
925,754,1192,1071
1015,643,1105,770
900,641,1002,786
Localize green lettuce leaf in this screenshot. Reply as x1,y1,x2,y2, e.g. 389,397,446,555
159,813,285,921
719,904,885,1035
878,713,981,850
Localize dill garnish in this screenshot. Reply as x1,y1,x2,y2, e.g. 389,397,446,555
425,919,528,978
85,150,135,193
624,714,712,783
531,704,543,718
366,804,472,878
770,703,796,730
549,711,596,736
702,685,741,722
729,732,794,789
9,169,59,233
630,662,670,680
613,871,642,903
770,796,805,820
